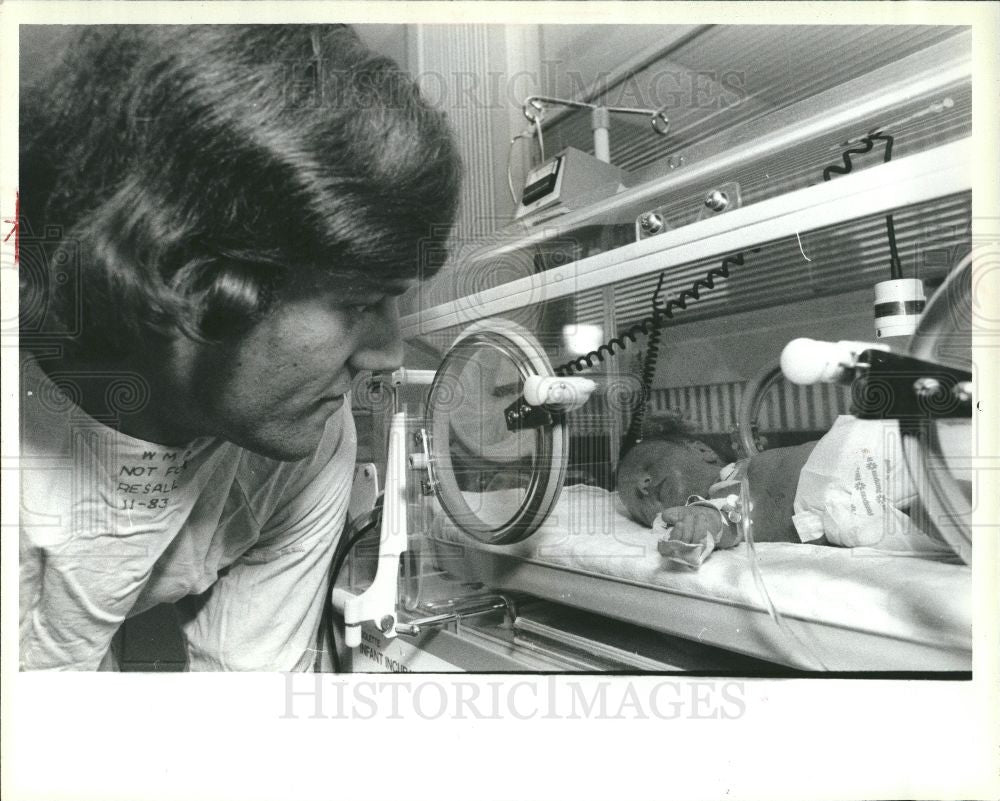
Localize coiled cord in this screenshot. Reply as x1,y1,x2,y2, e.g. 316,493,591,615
823,130,902,280
622,272,668,448
554,126,899,430
554,253,747,377
820,135,877,181
554,253,747,451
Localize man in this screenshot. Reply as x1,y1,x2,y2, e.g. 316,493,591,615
18,25,462,670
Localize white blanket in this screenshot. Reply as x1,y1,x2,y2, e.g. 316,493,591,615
430,485,971,652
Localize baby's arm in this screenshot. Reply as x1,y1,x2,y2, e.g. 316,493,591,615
660,441,821,549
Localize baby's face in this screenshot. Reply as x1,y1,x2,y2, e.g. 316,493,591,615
617,440,722,527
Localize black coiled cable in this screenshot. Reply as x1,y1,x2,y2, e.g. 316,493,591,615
553,253,746,377
820,135,877,181
823,130,902,280
622,272,668,449
551,252,749,454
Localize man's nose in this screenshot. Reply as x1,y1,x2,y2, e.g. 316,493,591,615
349,298,405,372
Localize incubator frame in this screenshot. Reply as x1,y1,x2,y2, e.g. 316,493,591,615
401,32,971,337
341,28,977,673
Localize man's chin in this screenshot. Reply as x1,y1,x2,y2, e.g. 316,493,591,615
251,441,320,462
230,425,329,462
224,402,344,461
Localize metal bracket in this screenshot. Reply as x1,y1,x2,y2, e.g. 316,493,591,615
503,397,555,432
331,411,409,646
637,180,743,240
852,349,972,419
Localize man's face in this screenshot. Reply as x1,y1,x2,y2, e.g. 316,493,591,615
170,279,410,461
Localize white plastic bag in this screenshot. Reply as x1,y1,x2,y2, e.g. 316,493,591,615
792,415,950,554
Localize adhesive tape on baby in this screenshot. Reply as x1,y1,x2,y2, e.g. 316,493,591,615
874,278,925,339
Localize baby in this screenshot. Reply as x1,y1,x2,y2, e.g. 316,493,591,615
617,416,954,565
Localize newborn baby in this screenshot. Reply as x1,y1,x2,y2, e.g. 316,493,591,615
617,416,953,566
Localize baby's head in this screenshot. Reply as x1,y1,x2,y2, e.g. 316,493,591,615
617,438,724,527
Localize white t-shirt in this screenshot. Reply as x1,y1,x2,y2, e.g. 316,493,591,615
19,355,355,670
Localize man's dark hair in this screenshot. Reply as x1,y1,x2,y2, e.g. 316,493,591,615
20,24,462,355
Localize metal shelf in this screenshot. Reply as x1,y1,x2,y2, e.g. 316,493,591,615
402,137,972,338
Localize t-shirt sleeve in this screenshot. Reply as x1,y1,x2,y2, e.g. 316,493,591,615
19,481,162,670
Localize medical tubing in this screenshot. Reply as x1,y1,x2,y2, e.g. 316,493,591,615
822,130,902,280
506,137,520,204
742,520,830,671
553,253,746,377
507,130,538,205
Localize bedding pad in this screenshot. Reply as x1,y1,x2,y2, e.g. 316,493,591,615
428,485,972,669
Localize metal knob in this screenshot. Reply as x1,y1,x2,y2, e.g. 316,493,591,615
704,190,730,212
954,381,973,403
913,377,943,399
640,211,665,234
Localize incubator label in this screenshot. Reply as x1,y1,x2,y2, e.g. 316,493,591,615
353,629,461,673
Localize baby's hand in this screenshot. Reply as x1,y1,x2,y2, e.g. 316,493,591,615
659,506,740,549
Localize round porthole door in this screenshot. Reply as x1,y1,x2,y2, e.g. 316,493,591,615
425,319,568,545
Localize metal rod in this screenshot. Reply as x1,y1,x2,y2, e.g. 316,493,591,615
530,25,711,129
394,597,512,637
525,95,669,121
513,617,674,671
591,106,611,163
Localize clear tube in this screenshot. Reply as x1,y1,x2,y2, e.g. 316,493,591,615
739,477,830,670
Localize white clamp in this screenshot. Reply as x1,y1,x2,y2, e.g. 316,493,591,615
780,338,890,386
331,411,409,647
522,375,598,412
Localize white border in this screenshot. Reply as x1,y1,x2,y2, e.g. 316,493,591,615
2,4,998,801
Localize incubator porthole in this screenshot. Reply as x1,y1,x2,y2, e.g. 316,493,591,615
425,320,568,545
